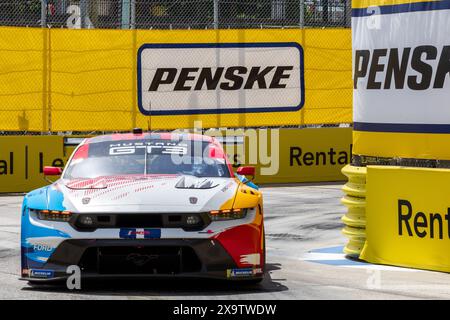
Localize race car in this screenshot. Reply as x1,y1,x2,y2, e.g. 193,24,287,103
20,130,265,284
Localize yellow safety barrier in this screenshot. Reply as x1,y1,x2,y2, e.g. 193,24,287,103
353,130,450,161
360,166,450,273
0,135,70,193
208,127,353,184
0,27,352,131
340,164,367,256
0,128,352,193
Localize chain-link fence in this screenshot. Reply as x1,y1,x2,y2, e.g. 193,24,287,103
0,0,351,29
353,155,450,169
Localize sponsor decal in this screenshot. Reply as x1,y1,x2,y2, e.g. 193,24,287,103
137,42,304,115
398,199,450,240
26,236,66,249
109,141,188,156
119,228,161,239
289,145,352,167
33,244,53,252
226,267,262,278
354,46,450,91
30,269,54,278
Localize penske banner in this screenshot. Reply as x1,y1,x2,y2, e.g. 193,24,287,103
0,27,351,131
352,0,450,160
361,166,450,273
138,43,303,115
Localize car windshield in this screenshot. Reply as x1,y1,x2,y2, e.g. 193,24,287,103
63,139,231,179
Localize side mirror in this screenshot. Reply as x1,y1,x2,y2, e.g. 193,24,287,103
43,166,63,176
237,166,255,181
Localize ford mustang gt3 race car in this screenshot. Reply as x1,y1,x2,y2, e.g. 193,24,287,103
20,131,265,284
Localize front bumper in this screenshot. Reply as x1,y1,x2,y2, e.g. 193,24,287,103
21,238,264,282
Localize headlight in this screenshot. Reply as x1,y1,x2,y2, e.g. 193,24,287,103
34,209,72,222
208,208,249,221
78,215,95,226
186,215,202,225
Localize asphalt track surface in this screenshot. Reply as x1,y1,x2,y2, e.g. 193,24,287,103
0,183,449,300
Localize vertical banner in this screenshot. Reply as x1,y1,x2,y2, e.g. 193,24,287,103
352,0,450,160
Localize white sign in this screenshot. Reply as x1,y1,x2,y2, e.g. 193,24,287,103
353,3,450,133
137,43,304,115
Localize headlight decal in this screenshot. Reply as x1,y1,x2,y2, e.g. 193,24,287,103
208,208,249,221
34,209,72,222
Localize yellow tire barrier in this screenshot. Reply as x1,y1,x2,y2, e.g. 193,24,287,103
341,164,367,257
342,225,366,256
341,197,366,227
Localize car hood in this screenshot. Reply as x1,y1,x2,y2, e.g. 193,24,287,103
56,175,239,213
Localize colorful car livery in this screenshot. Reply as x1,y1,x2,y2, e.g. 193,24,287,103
20,131,265,283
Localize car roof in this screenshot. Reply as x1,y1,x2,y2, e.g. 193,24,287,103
85,132,215,145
